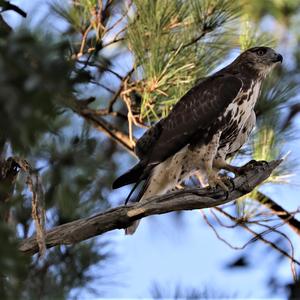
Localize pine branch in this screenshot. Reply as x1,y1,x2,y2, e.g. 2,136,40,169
19,159,281,255
255,191,300,236
178,29,210,50
74,67,136,153
0,1,27,18
108,68,135,112
77,107,135,154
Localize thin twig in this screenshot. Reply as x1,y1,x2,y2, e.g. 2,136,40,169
90,80,116,94
108,68,135,112
255,221,297,280
215,208,300,268
78,24,93,58
77,106,135,153
105,0,132,34
102,37,125,48
202,211,243,250
76,60,124,80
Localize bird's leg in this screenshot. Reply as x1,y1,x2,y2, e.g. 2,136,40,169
214,158,270,176
213,158,243,176
203,132,229,191
205,163,229,191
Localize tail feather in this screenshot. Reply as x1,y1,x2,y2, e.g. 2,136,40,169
124,172,153,234
134,172,153,202
112,163,144,189
113,163,156,235
124,167,153,204
124,180,141,205
125,220,140,235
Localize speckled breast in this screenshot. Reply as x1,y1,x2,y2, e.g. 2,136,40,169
219,80,261,150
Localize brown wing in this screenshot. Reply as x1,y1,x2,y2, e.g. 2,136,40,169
135,119,164,159
136,74,243,165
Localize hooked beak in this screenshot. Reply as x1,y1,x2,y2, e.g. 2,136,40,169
273,53,283,63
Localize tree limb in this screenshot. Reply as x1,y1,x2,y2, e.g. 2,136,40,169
19,159,281,256
255,191,300,236
78,108,135,154
0,1,27,18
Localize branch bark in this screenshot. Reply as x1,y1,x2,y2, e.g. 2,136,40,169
19,159,281,256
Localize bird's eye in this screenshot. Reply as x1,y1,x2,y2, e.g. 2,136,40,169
256,49,265,56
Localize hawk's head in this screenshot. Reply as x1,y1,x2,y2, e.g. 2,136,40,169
237,47,283,77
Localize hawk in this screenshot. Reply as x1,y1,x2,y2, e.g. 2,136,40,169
113,47,283,234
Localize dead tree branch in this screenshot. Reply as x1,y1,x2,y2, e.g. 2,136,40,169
19,159,281,255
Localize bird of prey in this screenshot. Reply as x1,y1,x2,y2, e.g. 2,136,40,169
113,47,283,234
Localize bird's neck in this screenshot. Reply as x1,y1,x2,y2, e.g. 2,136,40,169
224,62,265,82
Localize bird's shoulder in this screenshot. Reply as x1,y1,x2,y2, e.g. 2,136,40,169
163,73,243,130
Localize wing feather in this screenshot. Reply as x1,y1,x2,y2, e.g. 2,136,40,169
137,74,243,165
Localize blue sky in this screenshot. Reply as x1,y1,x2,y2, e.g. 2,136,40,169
4,1,300,299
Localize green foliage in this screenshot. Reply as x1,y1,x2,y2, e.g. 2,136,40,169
0,24,116,299
19,241,109,300
252,72,297,183
239,0,299,24
127,0,240,121
0,223,29,300
51,0,98,33
0,30,78,153
239,17,276,50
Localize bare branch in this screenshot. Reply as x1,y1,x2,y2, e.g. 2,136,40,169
102,37,125,48
77,24,93,58
78,108,135,153
0,1,27,18
216,208,300,276
104,0,132,34
108,68,135,112
180,30,208,50
19,159,281,255
74,67,136,154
